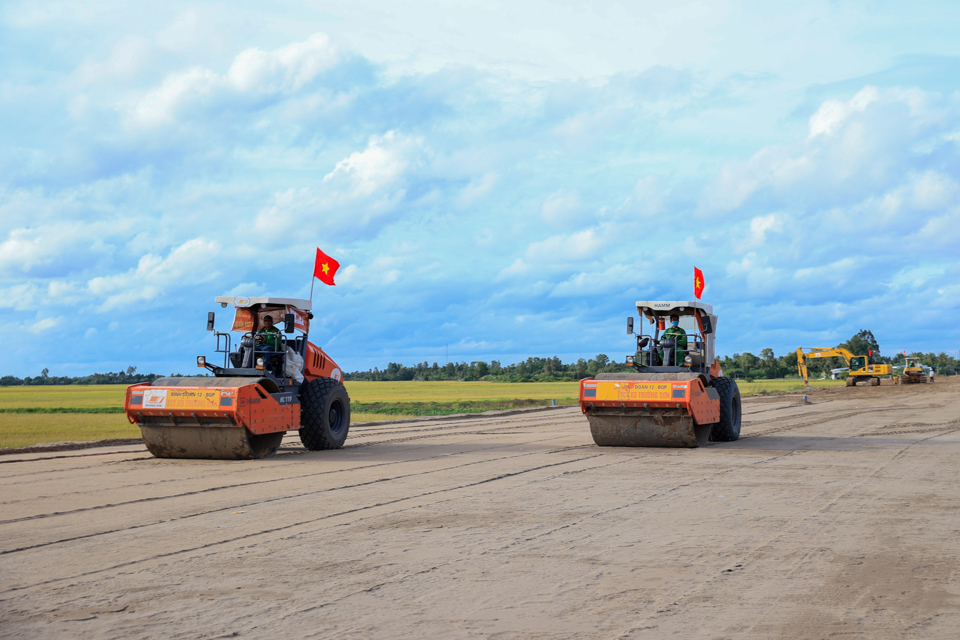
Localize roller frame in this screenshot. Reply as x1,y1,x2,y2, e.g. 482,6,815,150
580,374,720,448
125,377,300,459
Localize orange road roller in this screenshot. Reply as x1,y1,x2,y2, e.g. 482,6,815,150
579,300,741,448
124,295,349,459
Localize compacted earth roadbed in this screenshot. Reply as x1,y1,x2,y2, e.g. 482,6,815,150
1,379,959,638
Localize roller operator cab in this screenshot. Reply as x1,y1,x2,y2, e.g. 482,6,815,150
123,296,351,459
579,301,741,448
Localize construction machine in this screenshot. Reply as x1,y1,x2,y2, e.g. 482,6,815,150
123,296,350,459
578,301,741,448
895,357,935,384
796,347,893,387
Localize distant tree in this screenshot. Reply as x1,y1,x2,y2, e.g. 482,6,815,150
840,330,881,358
126,366,137,376
41,368,49,378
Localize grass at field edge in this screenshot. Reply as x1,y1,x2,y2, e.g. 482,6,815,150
0,379,846,449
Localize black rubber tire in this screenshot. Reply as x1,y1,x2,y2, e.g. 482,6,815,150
709,376,741,442
298,378,351,450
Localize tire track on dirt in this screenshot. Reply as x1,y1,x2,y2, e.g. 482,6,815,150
0,409,581,470
614,427,959,639
0,453,604,594
0,438,594,552
0,423,582,513
742,406,911,438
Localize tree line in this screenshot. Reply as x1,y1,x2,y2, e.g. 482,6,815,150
0,367,160,386
344,330,958,382
3,330,956,385
343,355,633,382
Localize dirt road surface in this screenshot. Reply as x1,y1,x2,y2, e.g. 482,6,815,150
2,379,959,638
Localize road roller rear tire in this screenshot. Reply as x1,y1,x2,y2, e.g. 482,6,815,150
299,378,351,450
708,377,741,442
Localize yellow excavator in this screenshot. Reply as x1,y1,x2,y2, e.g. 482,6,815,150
796,347,894,387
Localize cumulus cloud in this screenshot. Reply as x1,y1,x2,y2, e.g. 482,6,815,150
251,131,423,244
808,86,880,138
322,131,416,198
702,85,956,215
87,238,221,310
129,33,339,127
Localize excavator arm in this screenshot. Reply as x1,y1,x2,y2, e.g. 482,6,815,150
796,347,856,384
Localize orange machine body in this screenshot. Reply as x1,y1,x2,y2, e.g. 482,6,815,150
124,380,300,435
303,342,343,383
579,376,720,426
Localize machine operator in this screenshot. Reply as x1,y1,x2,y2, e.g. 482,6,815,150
255,315,282,351
660,314,688,366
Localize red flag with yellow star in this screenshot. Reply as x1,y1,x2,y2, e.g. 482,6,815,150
313,248,340,286
694,266,704,299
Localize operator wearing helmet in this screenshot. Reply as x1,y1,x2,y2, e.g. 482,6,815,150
659,314,688,366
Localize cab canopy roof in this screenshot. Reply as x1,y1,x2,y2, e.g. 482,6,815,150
215,296,312,312
636,301,713,318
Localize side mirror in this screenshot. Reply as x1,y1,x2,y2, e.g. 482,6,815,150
207,312,215,331
697,313,713,335
627,317,634,335
284,313,295,334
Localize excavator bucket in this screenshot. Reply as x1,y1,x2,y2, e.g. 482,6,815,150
580,373,720,448
125,377,299,459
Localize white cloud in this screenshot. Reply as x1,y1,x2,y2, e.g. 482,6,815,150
808,86,880,138
540,189,582,226
550,263,643,297
86,238,221,310
0,222,121,277
128,33,339,127
740,213,784,252
251,132,422,243
456,173,498,209
910,171,957,210
227,34,338,94
525,229,603,263
0,315,63,335
322,131,416,198
28,317,60,334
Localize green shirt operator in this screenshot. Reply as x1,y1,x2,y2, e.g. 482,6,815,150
256,315,282,350
660,314,688,366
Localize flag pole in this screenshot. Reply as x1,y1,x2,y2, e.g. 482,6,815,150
309,248,317,305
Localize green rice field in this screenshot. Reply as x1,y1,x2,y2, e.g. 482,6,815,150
0,378,845,450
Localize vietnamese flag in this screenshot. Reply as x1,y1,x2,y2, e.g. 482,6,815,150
694,266,705,299
313,248,340,286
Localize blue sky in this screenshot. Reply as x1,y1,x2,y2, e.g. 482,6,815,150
3,1,960,377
